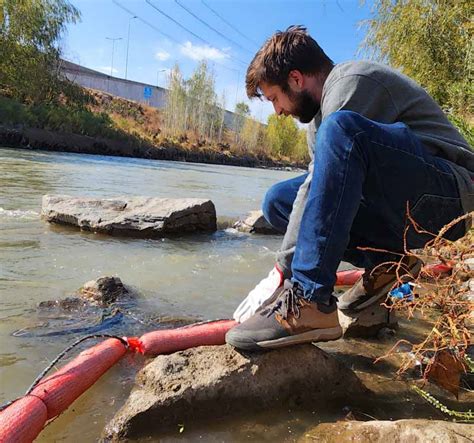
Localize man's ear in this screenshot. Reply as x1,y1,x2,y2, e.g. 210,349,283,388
287,70,305,92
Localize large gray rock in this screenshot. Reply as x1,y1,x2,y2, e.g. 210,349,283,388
103,344,367,440
233,210,280,234
41,195,217,237
300,419,474,442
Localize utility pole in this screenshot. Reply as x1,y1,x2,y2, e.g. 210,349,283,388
125,16,137,80
106,37,122,77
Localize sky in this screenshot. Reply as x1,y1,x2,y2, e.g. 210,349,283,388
63,0,374,123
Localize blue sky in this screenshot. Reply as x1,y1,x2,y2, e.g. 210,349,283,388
63,0,374,122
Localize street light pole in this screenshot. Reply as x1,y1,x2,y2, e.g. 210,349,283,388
106,37,122,77
157,69,167,88
125,16,137,80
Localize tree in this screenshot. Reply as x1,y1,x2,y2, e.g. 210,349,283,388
361,0,473,115
233,101,251,140
266,114,300,157
0,0,80,103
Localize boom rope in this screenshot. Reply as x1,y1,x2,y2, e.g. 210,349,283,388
0,334,128,412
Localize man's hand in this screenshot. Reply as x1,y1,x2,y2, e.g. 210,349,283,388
233,265,284,323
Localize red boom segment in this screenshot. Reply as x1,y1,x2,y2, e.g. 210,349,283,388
0,395,47,443
29,338,126,419
140,319,237,356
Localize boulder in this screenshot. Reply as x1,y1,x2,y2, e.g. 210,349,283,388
233,210,280,234
299,419,474,442
103,344,367,440
41,195,217,237
338,304,397,338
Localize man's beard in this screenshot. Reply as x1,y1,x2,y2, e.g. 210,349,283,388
287,89,320,123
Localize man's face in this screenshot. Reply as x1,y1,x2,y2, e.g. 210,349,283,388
260,81,320,123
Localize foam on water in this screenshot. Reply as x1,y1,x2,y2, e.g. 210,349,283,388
0,207,39,219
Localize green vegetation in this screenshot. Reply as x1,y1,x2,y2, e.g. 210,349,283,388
362,0,473,144
162,61,309,161
0,0,81,104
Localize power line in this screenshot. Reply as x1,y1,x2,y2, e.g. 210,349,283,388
174,0,253,55
113,0,178,43
112,0,241,74
145,0,247,67
201,0,259,49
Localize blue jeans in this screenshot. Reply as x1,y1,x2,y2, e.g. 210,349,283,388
263,111,465,304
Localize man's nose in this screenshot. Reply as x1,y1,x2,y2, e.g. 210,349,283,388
273,103,283,115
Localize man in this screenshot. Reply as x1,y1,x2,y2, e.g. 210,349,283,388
225,25,473,351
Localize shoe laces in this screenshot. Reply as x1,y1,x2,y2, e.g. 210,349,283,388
265,281,303,320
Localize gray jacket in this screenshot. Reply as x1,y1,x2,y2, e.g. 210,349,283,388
277,60,474,276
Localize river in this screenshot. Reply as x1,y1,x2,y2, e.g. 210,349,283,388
0,147,310,441
2,147,456,441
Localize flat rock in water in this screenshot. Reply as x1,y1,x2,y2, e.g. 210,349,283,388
103,344,367,440
300,419,474,442
233,210,280,234
41,195,216,237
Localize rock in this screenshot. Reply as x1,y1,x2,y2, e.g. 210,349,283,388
233,210,280,234
38,296,87,311
79,276,128,306
41,195,217,237
338,304,397,338
103,344,367,440
299,419,474,442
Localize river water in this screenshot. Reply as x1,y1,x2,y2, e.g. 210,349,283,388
0,147,311,441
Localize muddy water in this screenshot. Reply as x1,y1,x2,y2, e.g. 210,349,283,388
1,148,466,442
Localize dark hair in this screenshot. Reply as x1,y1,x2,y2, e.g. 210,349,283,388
246,25,333,99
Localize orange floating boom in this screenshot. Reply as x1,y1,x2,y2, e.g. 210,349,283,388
140,319,237,356
0,396,47,443
29,338,127,419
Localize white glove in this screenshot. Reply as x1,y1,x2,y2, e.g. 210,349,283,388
233,265,284,323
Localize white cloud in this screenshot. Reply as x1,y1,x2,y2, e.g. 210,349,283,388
155,50,170,61
180,41,229,61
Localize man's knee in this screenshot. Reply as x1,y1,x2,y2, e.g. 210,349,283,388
262,181,284,225
318,110,366,141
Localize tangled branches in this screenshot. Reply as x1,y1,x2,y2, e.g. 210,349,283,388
373,211,473,400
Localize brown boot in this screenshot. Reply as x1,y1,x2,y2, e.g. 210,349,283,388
226,280,342,351
337,255,422,312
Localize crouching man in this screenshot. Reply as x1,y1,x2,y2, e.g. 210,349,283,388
226,26,473,351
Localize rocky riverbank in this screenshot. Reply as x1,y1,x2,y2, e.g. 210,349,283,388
0,124,304,170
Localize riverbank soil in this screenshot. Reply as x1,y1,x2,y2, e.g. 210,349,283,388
0,92,306,169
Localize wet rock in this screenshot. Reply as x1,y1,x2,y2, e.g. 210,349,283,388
233,210,280,234
103,344,367,440
41,195,217,237
38,296,87,311
79,276,128,306
299,419,474,442
338,304,397,338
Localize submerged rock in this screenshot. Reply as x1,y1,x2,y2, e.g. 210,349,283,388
41,195,217,237
338,304,397,338
38,276,130,311
80,276,129,306
300,419,474,442
103,344,367,440
233,210,280,234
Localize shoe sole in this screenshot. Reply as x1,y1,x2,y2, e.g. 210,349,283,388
256,326,343,349
341,261,422,313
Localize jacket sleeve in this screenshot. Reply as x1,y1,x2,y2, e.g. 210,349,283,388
276,74,399,276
